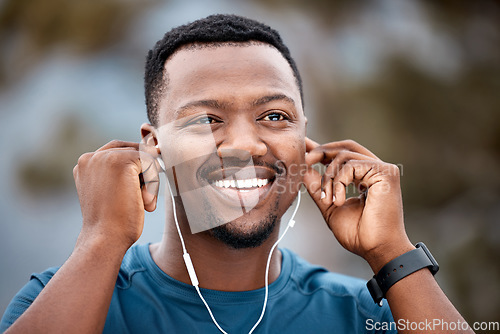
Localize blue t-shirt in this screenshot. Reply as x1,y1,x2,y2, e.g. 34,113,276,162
1,244,396,333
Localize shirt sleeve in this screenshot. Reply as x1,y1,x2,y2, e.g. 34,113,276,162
356,281,398,334
0,268,58,333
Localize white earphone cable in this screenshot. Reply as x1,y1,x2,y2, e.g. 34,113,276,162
167,179,300,334
248,191,300,334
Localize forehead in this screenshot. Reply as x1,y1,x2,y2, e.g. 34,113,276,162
158,43,301,123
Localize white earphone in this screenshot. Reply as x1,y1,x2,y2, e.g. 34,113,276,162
166,179,301,334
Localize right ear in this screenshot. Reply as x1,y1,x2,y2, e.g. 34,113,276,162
141,123,160,154
140,123,160,212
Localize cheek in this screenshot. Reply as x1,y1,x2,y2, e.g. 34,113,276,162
160,134,217,169
272,135,306,180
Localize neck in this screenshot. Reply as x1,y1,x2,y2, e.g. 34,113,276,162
150,197,283,292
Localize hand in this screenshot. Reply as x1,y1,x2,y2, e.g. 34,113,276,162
303,138,413,272
73,140,159,250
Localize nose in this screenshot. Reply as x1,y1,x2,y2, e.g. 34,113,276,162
217,121,267,160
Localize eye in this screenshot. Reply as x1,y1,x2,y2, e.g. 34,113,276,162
262,112,287,121
191,116,219,125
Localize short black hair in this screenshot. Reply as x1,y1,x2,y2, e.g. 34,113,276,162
144,14,303,126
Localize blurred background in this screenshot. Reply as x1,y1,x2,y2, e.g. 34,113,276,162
0,0,499,329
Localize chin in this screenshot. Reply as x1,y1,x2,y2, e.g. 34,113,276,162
206,200,281,249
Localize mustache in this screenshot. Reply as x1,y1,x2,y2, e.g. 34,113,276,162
198,157,285,180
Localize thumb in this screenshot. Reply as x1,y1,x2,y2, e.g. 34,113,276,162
140,166,159,213
303,166,328,211
143,193,158,212
141,173,159,212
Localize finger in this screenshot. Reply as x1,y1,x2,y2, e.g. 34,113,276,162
73,165,80,193
328,140,379,159
98,149,158,212
332,181,347,206
139,149,161,211
142,191,158,212
305,147,328,166
96,140,140,152
303,166,330,211
96,141,159,195
332,160,381,206
73,152,94,195
321,151,377,201
90,149,144,179
73,152,93,188
140,157,161,194
305,137,320,153
76,152,94,167
306,140,380,166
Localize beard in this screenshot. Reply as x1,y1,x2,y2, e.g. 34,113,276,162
204,200,280,249
209,212,279,249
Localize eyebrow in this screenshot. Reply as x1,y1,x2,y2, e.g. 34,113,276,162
174,94,296,118
174,99,228,118
252,94,295,107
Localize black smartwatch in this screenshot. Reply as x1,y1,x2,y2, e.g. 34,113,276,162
367,242,439,306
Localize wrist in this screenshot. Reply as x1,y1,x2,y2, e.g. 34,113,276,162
75,227,132,258
367,242,440,306
364,239,415,274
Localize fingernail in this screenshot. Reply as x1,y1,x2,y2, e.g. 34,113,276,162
332,195,336,202
320,191,326,199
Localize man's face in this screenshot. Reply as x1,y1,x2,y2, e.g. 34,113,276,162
156,42,306,248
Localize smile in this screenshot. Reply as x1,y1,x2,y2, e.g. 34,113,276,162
213,178,270,192
207,176,274,209
197,164,283,209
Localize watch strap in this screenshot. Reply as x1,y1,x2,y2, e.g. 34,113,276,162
367,242,439,306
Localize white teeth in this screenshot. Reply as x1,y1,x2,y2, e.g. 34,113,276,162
213,178,270,190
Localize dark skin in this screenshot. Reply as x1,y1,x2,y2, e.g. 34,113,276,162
144,43,305,291
6,43,473,334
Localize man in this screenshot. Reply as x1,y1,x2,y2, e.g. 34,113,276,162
1,14,472,333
